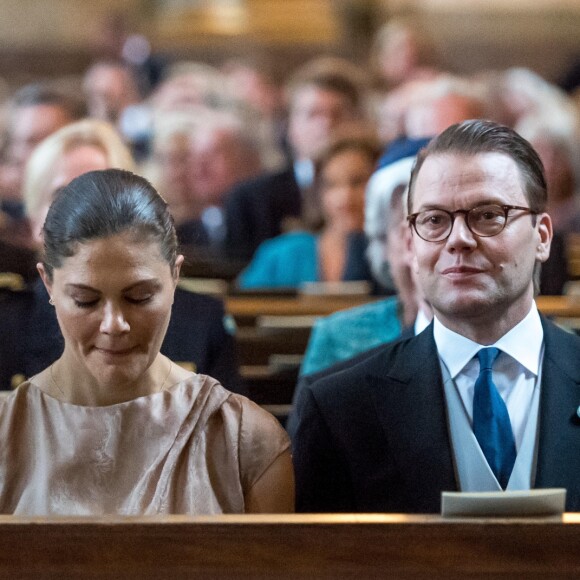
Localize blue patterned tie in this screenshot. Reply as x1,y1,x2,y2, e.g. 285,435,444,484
473,348,517,489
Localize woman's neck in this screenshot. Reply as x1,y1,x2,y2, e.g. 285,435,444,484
40,353,175,407
318,228,350,282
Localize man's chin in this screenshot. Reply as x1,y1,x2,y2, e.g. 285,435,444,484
433,293,495,320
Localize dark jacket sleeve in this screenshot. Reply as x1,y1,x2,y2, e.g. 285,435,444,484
287,342,390,438
342,231,373,282
0,290,30,390
224,182,257,261
162,288,247,397
292,384,355,512
201,303,247,397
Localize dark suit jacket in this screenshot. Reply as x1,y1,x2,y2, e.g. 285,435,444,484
0,279,246,396
292,318,580,512
0,239,38,283
286,326,415,437
224,167,301,261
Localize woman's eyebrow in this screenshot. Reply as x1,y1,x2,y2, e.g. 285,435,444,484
122,279,162,292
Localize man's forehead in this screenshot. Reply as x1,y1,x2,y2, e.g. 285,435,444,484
411,151,527,210
291,84,352,110
10,103,71,134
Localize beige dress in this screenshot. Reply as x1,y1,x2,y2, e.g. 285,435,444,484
0,375,290,515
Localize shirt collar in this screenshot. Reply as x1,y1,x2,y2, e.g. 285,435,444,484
414,307,431,335
293,159,315,190
433,302,543,379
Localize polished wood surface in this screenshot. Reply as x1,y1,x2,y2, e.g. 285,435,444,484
536,295,580,317
225,294,380,322
0,514,579,578
226,294,580,322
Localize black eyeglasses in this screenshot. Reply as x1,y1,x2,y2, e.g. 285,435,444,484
407,204,538,243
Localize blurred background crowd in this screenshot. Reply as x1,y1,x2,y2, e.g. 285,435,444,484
0,1,578,288
0,0,579,402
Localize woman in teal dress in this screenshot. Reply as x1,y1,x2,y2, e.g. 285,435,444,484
237,134,381,289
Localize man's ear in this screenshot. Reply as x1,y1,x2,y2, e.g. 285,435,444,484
535,212,553,264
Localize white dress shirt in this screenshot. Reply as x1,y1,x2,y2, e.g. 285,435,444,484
414,307,431,336
433,302,544,450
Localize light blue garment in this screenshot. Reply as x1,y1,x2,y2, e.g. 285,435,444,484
300,297,402,376
238,231,372,290
238,232,319,289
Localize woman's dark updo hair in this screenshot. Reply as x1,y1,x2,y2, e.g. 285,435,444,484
42,169,178,280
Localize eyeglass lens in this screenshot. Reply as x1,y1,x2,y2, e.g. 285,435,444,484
414,204,508,241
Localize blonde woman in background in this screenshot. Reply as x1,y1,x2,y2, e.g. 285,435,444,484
24,118,135,246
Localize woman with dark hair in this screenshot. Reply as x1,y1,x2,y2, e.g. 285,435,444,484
0,169,293,515
237,134,380,289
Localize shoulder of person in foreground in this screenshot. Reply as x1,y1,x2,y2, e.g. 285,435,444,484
228,392,295,513
237,231,317,289
291,332,426,512
300,296,402,376
163,287,247,396
287,339,395,438
542,313,580,362
297,326,423,410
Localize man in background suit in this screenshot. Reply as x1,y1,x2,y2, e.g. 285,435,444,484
223,58,368,261
292,120,580,512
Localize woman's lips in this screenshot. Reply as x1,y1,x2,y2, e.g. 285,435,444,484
95,346,135,356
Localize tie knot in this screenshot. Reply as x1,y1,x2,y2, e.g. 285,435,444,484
477,347,500,371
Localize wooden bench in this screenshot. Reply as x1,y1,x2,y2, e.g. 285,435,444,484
0,514,579,578
225,294,380,327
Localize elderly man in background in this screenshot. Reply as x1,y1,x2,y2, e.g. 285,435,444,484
176,112,263,251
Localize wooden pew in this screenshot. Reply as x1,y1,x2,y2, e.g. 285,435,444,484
227,294,580,325
536,295,580,317
0,514,579,578
225,294,379,327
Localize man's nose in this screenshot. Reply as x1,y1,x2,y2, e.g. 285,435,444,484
99,303,130,335
445,214,477,250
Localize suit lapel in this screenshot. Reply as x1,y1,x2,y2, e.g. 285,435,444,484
365,326,458,511
535,319,580,509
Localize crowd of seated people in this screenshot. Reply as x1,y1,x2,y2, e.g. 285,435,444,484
237,133,380,290
0,15,580,517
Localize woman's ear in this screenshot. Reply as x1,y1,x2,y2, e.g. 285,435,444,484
37,262,53,301
173,255,184,285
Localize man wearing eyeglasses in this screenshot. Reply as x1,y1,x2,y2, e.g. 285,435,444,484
292,119,580,512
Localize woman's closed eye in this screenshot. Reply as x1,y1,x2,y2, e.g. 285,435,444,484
73,298,100,309
125,294,154,305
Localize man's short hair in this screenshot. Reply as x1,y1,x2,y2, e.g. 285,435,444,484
407,119,547,214
10,83,86,120
286,57,367,112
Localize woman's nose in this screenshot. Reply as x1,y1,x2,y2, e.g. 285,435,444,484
99,303,130,335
